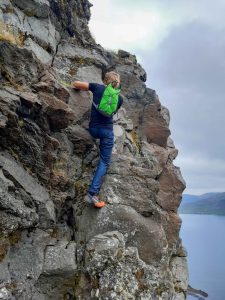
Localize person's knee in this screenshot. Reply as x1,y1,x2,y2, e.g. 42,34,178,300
105,160,111,169
100,156,111,168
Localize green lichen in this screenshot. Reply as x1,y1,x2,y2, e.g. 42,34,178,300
18,119,24,128
174,282,184,293
155,284,168,296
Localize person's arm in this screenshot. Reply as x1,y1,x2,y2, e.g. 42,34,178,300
71,81,89,91
117,95,123,110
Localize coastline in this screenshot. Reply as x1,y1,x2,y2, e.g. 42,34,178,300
188,285,208,299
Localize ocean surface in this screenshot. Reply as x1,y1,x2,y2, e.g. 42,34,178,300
180,214,225,300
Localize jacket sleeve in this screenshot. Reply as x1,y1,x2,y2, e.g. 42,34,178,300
89,83,97,93
117,95,123,110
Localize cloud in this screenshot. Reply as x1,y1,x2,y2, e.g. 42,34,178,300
176,155,225,195
141,20,225,194
89,3,167,51
142,21,225,159
90,0,225,51
89,0,225,194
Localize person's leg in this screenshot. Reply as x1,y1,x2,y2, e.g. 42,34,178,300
88,128,114,196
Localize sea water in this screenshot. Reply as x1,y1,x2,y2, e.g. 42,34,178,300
180,214,225,300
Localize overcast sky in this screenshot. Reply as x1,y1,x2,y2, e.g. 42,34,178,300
89,0,225,195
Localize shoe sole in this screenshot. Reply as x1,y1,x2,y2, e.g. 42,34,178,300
94,202,106,208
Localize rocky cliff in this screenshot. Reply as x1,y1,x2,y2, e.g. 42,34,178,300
0,1,188,299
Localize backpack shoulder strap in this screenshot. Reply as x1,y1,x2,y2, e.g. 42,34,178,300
92,85,107,109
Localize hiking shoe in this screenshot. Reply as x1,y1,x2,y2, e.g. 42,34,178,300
85,193,106,208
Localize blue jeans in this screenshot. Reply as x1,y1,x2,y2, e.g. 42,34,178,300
88,127,114,195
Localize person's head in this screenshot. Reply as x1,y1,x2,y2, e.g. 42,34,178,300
103,71,120,89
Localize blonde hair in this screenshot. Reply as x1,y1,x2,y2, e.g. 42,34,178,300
103,71,120,88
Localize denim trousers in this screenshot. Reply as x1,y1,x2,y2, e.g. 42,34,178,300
88,127,114,195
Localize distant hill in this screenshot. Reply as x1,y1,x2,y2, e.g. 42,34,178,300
179,192,225,215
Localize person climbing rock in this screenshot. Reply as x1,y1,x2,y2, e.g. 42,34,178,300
71,71,123,208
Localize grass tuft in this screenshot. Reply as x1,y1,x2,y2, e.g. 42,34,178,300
0,21,25,46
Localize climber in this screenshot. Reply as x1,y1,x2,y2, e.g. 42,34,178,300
71,71,123,208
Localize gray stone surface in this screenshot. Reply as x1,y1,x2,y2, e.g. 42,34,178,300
76,231,175,300
56,43,108,66
171,256,189,291
113,107,134,131
2,5,59,52
8,229,50,281
12,0,50,18
0,256,11,289
0,168,38,234
76,65,103,83
0,287,12,300
0,42,44,86
24,38,53,65
76,204,168,266
113,124,126,153
42,241,77,275
85,231,125,267
0,152,56,228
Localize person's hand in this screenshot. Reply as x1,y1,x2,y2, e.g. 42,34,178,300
71,82,78,89
71,81,89,91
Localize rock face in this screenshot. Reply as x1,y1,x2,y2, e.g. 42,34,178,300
0,1,188,299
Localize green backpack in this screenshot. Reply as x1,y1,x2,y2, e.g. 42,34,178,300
93,83,121,117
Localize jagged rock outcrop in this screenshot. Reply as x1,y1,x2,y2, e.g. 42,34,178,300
0,1,188,299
